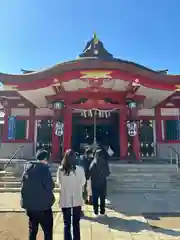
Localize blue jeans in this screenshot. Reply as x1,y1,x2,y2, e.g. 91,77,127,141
62,206,81,240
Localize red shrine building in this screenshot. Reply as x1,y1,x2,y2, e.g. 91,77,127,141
0,34,180,161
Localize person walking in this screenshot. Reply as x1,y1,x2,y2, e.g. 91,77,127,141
57,149,86,240
89,148,110,216
79,148,93,204
21,149,55,240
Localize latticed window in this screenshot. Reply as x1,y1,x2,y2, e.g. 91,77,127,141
165,120,180,141
8,117,27,140
15,119,27,140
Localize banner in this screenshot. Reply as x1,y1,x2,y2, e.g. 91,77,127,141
8,116,16,140
0,81,4,90
127,121,137,137
55,121,64,136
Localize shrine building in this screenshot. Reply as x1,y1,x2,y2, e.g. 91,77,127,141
0,34,180,161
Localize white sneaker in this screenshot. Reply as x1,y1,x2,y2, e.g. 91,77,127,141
92,213,98,218
100,213,107,217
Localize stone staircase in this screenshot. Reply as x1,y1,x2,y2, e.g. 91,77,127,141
108,163,178,192
0,160,179,192
0,161,59,192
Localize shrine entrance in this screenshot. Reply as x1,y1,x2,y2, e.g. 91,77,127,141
72,111,120,157
36,119,53,152
139,120,155,157
50,97,144,161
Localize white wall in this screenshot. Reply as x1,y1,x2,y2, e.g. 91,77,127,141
11,108,30,116
138,109,155,116
36,108,53,116
0,142,34,159
161,108,180,116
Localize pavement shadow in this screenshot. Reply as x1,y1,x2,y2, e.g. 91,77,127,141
83,215,180,237
105,192,179,216
104,193,143,216
83,191,180,237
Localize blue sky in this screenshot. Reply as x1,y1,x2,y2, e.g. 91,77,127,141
0,0,180,74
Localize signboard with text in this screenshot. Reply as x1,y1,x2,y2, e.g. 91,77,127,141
8,116,16,140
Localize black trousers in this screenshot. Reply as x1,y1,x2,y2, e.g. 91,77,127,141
92,180,107,215
27,208,53,240
62,206,81,240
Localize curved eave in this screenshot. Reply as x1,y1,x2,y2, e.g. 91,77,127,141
0,58,180,84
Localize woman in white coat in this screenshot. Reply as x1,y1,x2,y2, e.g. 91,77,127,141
57,149,86,240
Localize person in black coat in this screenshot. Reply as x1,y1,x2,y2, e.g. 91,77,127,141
21,149,55,240
89,148,110,216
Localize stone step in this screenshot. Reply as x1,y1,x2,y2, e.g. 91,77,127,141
113,184,171,189
51,165,176,171
109,163,176,167
109,178,171,183
50,163,177,170
0,181,60,188
0,173,178,181
110,172,174,176
3,177,180,186
108,184,170,190
2,185,180,193
107,188,172,193
110,168,177,173
108,182,171,188
170,183,180,187
0,176,20,181
1,182,180,192
0,182,21,188
109,174,171,179
110,173,176,179
110,171,177,175
1,171,178,179
171,175,180,179
0,174,58,181
0,162,178,193
0,187,60,193
0,171,15,176
0,185,175,193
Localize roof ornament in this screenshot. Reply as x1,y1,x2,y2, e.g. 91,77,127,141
21,69,34,74
93,32,99,47
157,69,168,74
79,33,114,59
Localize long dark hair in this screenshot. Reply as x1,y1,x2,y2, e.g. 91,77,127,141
61,149,76,176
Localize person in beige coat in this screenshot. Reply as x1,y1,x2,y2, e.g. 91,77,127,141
57,149,86,240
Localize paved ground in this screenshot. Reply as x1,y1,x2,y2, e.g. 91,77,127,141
2,191,180,213
1,192,180,239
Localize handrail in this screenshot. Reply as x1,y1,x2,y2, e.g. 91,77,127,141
168,146,180,172
3,145,24,189
4,145,24,170
168,146,180,157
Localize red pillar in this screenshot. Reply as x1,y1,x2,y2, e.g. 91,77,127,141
52,110,61,160
63,106,72,152
2,107,11,142
129,107,140,160
28,108,35,156
28,108,35,141
120,109,128,159
155,107,162,142
132,121,140,160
